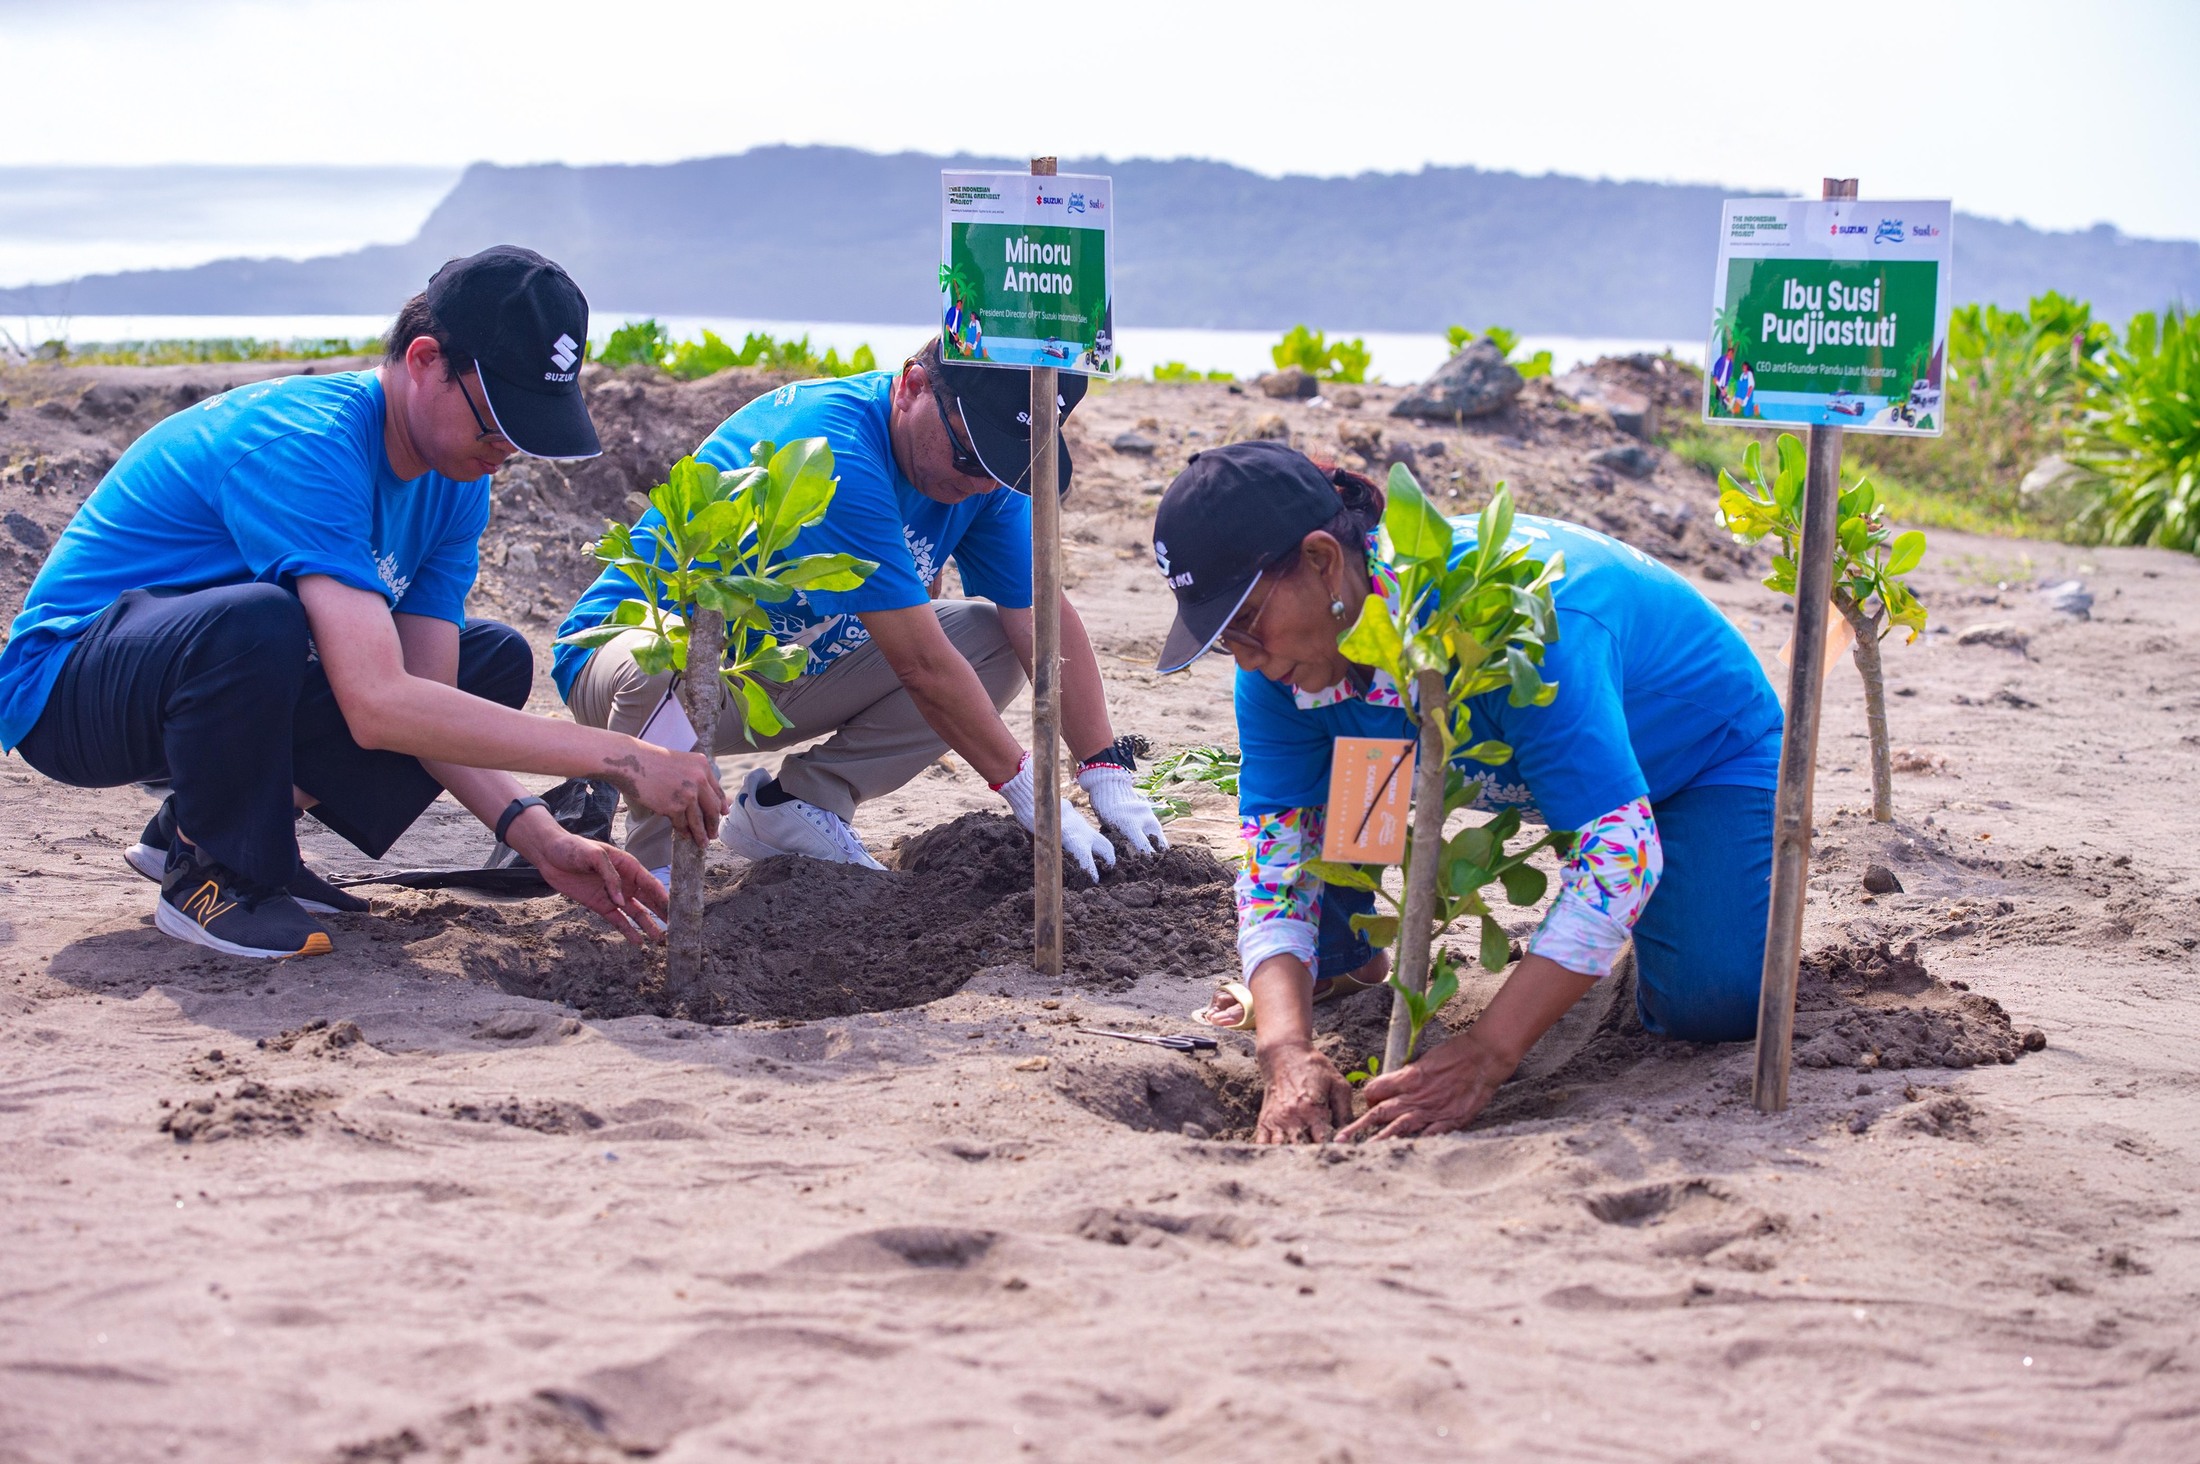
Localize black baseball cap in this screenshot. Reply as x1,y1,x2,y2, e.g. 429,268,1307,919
424,245,601,461
1152,441,1344,673
931,354,1087,495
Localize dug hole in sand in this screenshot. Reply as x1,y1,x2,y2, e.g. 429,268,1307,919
4,358,2198,1461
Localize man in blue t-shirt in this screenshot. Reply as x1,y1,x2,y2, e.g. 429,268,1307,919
557,336,1165,880
0,247,725,959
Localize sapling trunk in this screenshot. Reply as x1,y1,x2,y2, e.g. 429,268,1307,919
1384,669,1453,1072
1835,591,1894,822
666,607,726,1006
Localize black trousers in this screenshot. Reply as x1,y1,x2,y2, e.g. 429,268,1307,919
17,584,531,889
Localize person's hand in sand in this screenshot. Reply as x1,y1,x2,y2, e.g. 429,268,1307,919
1197,954,1370,1144
1340,955,1595,1140
503,804,669,945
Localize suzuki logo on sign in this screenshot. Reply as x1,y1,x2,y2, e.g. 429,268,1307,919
549,333,580,372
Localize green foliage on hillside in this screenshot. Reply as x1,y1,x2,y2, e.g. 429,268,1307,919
13,335,380,366
1446,324,1552,378
596,319,877,381
1270,324,1371,384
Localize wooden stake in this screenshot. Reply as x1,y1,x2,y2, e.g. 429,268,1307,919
1752,177,1856,1113
667,606,724,1010
1028,155,1065,979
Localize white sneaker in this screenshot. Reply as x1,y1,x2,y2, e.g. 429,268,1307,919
720,768,886,870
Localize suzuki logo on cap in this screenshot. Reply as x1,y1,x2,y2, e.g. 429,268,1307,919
549,333,579,372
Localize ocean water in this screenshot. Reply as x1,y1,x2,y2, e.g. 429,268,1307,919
8,312,1702,384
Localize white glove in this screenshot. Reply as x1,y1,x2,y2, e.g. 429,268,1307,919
995,755,1116,882
1077,764,1168,855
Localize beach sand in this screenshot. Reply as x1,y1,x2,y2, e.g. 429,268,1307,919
2,361,2196,1461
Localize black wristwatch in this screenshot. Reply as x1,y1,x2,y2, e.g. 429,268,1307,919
494,795,549,846
1079,734,1151,774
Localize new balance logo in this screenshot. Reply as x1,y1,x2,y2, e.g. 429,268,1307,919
550,334,579,372
178,881,237,925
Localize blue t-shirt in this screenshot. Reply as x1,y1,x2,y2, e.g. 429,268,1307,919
552,371,1034,700
0,371,490,751
1235,515,1783,833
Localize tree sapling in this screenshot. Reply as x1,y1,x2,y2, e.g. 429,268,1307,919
1717,431,1928,822
557,441,876,1005
1305,468,1571,1073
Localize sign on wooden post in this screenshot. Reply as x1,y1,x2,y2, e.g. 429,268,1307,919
1700,179,1956,1112
938,158,1115,978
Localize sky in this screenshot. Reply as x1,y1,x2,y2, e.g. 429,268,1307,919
2,0,2196,266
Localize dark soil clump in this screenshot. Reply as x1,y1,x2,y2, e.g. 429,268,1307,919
480,814,1238,1024
1792,939,2032,1070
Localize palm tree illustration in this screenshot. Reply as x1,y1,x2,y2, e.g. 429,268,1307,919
939,261,985,355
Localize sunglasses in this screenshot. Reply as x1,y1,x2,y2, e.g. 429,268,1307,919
928,384,990,480
455,364,514,448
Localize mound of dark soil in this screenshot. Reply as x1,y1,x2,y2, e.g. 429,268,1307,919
1791,939,2033,1070
477,814,1238,1024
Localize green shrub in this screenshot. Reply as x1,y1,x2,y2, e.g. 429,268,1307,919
1445,324,1552,379
1842,292,2108,531
2069,306,2200,552
1150,361,1234,383
595,321,878,382
1270,324,1372,384
21,336,380,367
596,318,673,370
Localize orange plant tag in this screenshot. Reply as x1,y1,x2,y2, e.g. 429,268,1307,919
1321,737,1416,864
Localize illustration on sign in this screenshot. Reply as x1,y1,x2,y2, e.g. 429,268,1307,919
1704,199,1954,436
940,171,1114,376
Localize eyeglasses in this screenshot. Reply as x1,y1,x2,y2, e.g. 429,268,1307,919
1217,568,1283,655
455,364,513,448
928,385,990,480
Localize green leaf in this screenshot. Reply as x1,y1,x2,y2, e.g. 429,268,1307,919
1383,464,1453,564
1479,916,1513,972
1460,738,1512,765
1504,645,1545,708
632,637,680,677
732,676,787,739
1304,859,1380,892
778,552,878,591
554,623,641,650
1773,433,1807,518
1885,529,1926,577
1349,912,1400,948
1499,864,1548,906
608,598,650,627
1476,486,1516,575
1336,595,1407,682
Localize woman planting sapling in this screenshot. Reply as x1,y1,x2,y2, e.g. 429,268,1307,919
1151,443,1786,1143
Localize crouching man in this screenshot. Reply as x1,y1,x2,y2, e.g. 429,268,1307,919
554,337,1165,878
0,246,725,959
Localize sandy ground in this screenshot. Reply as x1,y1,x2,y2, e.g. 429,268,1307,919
3,362,2198,1461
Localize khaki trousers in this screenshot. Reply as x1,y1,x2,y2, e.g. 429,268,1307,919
564,599,1026,870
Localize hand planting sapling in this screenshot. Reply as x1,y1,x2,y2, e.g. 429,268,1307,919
1304,467,1571,1073
1717,431,1928,822
557,440,876,1004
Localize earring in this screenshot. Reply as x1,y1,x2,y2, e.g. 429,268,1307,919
1330,598,1346,619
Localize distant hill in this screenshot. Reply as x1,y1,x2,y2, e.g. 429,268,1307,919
5,147,2195,335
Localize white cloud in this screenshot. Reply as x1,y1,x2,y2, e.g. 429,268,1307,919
4,0,2196,239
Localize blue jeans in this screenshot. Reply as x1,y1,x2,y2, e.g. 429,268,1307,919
1315,782,1774,1042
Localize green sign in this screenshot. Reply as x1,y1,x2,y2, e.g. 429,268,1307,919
1705,199,1953,435
940,171,1114,375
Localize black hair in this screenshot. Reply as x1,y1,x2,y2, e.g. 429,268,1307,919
1270,466,1386,577
383,292,465,380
